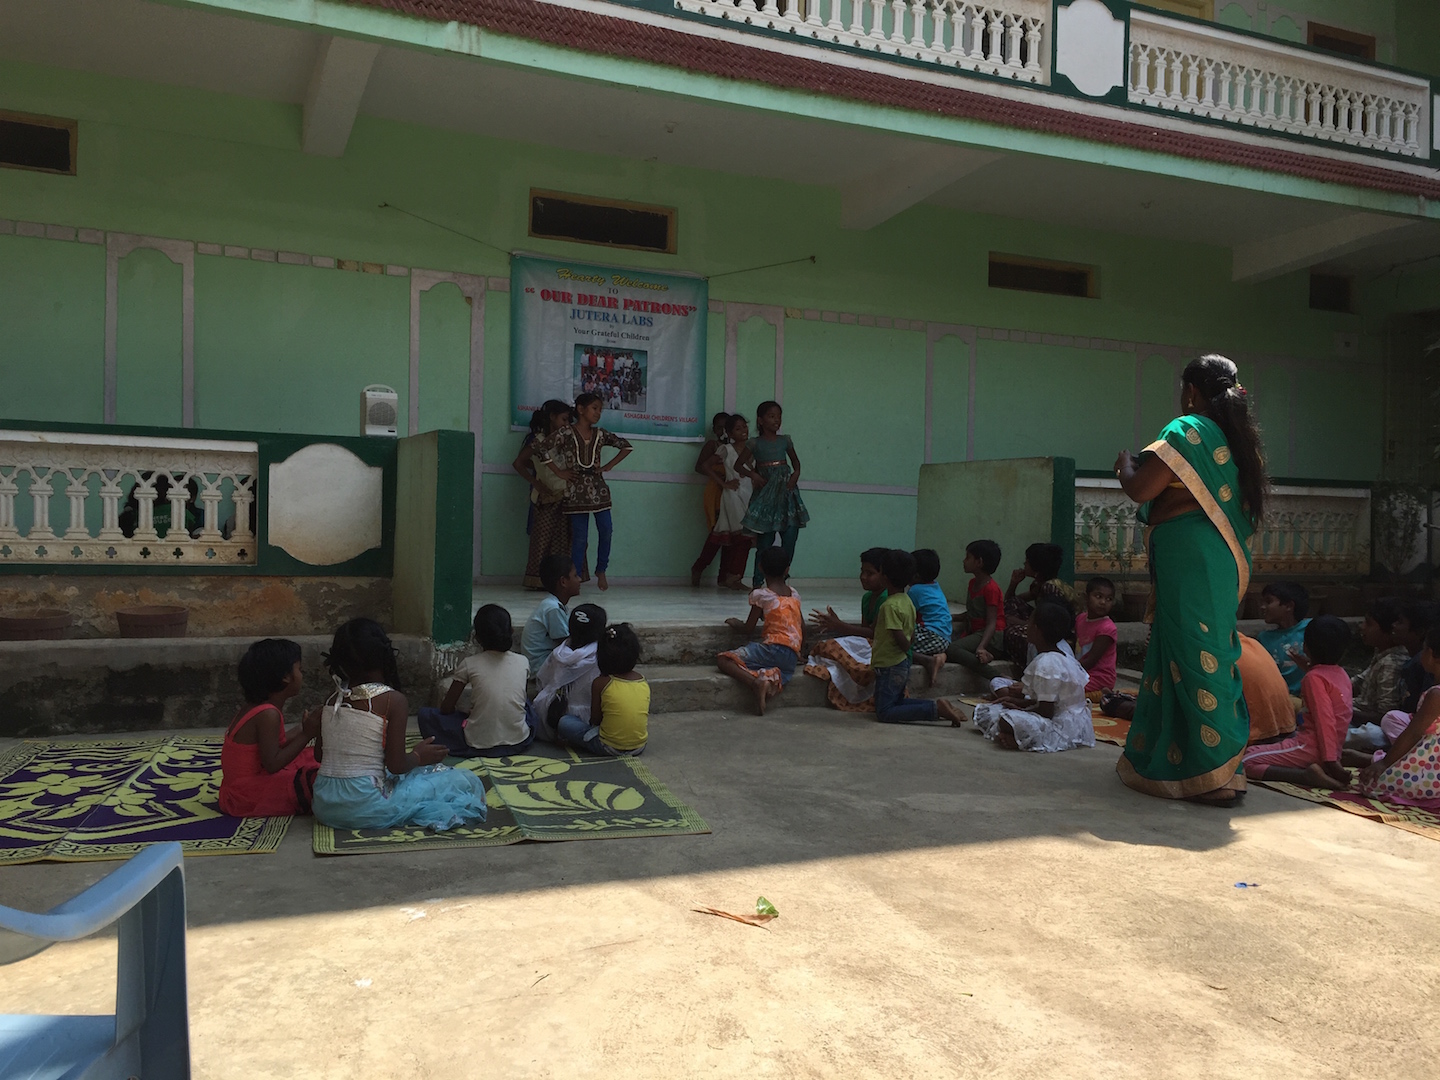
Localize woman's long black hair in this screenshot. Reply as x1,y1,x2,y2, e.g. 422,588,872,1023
1182,354,1267,523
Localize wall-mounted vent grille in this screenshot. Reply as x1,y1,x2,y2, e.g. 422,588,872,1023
988,253,1098,299
529,190,676,254
0,112,76,175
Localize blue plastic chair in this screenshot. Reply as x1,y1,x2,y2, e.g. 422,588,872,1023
0,842,190,1080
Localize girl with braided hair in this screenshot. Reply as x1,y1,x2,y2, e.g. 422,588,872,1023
1113,354,1268,805
310,618,489,831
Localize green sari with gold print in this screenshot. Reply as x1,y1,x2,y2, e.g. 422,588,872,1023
1118,415,1254,800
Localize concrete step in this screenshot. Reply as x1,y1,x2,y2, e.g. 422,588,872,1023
640,660,1005,714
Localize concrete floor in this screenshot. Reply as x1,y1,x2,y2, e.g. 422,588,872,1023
2,709,1437,1079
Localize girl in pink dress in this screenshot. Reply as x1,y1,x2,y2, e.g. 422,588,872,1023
219,638,321,817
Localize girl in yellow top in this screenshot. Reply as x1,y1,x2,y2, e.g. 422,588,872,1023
557,623,649,756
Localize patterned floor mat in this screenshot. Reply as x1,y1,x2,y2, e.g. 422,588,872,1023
1254,781,1440,842
0,736,290,864
312,743,711,855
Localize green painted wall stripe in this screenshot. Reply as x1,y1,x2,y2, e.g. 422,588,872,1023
431,428,476,643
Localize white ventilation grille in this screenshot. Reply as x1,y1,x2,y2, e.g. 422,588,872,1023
362,384,398,437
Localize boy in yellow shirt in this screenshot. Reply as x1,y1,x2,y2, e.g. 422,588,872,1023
871,549,965,727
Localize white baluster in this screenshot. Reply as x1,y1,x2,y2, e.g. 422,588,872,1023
0,470,18,541
827,0,845,32
134,481,159,543
869,0,887,39
1022,17,1041,73
783,0,804,27
966,4,985,59
231,479,255,543
1181,54,1199,104
64,471,91,540
908,0,926,50
97,472,125,542
1003,13,1022,68
1247,69,1265,118
947,3,966,57
761,0,780,18
1404,101,1421,148
1276,75,1293,127
1261,72,1277,120
848,0,866,36
738,0,758,12
28,470,56,541
1320,86,1335,132
198,477,224,542
984,9,1003,64
888,0,906,43
806,0,824,28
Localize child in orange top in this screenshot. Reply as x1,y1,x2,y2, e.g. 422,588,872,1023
719,545,803,715
219,638,321,817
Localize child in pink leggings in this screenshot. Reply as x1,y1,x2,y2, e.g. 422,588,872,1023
1243,615,1353,789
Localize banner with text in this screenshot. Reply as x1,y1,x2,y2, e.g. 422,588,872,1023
510,255,707,441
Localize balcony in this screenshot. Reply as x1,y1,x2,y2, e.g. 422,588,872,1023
659,0,1435,163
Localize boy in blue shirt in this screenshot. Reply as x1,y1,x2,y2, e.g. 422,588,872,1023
522,553,581,675
1256,581,1310,695
908,548,953,686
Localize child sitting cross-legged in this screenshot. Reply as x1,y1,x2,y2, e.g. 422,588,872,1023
532,603,607,742
907,548,953,687
219,638,322,817
1358,623,1440,808
868,548,965,727
972,601,1093,752
311,618,489,831
1349,598,1410,730
1074,576,1118,698
720,545,804,715
805,547,891,712
557,623,649,756
418,604,536,757
1242,614,1353,789
948,539,1005,678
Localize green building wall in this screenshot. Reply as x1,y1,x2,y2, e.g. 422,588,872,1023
0,57,1404,582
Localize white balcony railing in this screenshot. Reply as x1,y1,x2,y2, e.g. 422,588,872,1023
1128,9,1431,157
1075,478,1371,579
0,430,258,566
674,0,1051,84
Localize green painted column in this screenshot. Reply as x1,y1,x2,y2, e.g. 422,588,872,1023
393,429,475,644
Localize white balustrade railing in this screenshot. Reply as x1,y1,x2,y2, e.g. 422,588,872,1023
673,0,1050,83
1075,478,1370,578
1128,10,1431,157
0,431,258,566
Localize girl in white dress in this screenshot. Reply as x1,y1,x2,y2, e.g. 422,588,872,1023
311,618,489,831
699,414,756,590
973,601,1094,753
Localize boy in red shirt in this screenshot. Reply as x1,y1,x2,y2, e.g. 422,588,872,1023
949,539,1005,678
1242,615,1353,789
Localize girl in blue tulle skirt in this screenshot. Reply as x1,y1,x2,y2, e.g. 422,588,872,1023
311,618,489,832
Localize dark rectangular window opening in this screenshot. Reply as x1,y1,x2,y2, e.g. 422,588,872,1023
529,190,676,254
1307,23,1376,61
1309,272,1353,313
0,111,76,175
988,253,1098,299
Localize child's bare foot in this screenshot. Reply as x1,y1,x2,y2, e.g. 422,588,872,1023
917,652,942,686
936,698,965,727
597,572,609,592
1321,760,1353,789
1302,762,1347,790
752,677,770,716
995,719,1019,750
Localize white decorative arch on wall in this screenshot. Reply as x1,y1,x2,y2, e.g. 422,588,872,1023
723,302,785,412
924,322,978,463
105,233,195,427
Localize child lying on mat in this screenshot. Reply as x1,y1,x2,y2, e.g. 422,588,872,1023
532,603,607,742
556,623,649,756
720,545,804,715
311,618,489,832
219,638,321,817
972,602,1093,752
419,605,536,758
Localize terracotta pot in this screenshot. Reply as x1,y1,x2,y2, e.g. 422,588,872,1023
116,605,188,638
0,608,72,641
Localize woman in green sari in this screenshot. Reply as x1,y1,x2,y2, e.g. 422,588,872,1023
1114,355,1268,805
